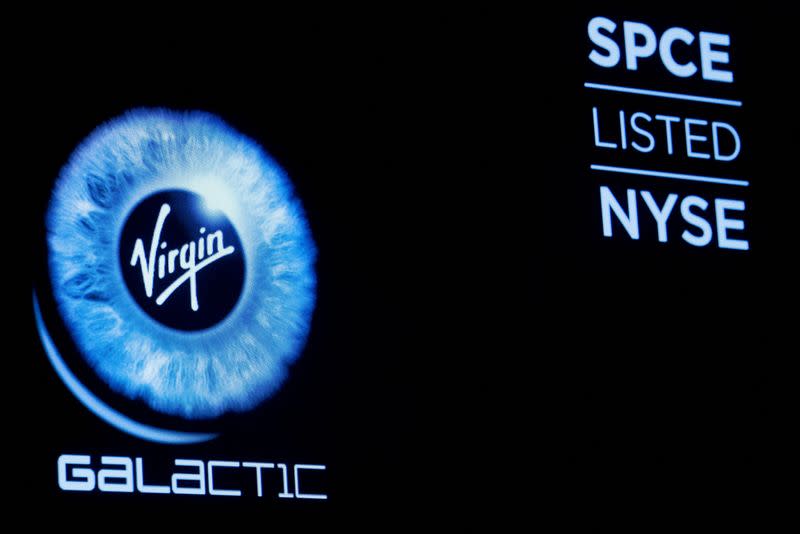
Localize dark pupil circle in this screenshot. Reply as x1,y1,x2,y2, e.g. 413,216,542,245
119,189,245,331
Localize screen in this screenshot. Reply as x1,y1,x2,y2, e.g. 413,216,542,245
6,5,783,528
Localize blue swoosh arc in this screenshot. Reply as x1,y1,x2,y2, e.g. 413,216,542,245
33,291,218,445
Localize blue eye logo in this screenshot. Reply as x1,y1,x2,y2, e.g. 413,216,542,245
34,108,317,443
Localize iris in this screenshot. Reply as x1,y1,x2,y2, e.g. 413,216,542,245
46,109,317,419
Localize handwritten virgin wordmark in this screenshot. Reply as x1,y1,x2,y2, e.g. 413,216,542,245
129,203,236,311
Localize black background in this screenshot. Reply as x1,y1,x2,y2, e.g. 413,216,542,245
3,5,790,528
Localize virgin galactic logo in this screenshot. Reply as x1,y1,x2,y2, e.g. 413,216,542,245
122,190,245,330
34,108,317,444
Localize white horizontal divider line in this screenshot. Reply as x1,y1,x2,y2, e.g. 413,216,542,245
590,164,749,187
584,82,742,107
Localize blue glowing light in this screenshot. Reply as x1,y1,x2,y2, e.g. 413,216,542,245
45,109,316,420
